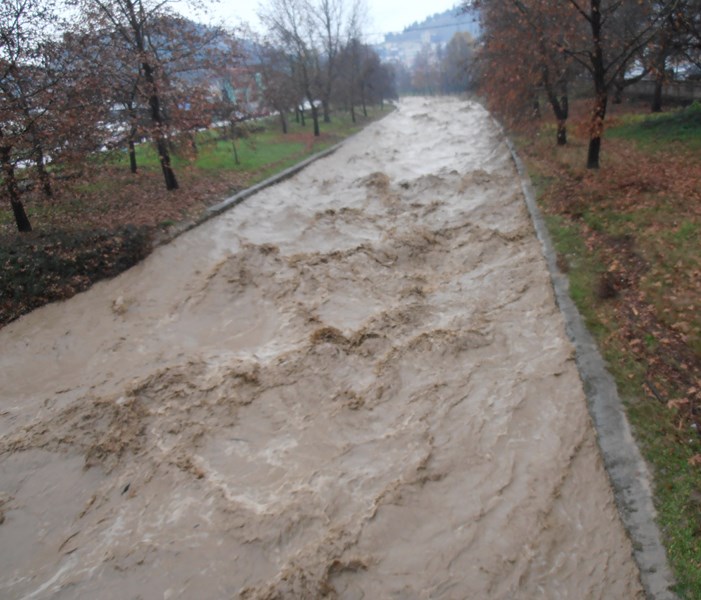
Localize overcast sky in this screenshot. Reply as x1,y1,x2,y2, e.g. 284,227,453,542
176,0,463,42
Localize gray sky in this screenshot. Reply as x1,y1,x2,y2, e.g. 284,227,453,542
176,0,463,42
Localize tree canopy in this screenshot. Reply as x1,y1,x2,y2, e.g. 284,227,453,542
1,0,397,232
472,0,699,167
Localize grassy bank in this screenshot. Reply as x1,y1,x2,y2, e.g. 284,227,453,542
0,106,391,326
520,101,701,598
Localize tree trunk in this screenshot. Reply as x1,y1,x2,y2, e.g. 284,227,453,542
299,106,306,127
126,103,139,173
587,92,608,169
613,81,624,104
360,83,367,117
556,94,568,146
651,36,669,113
33,144,52,197
557,120,567,146
587,135,602,169
311,102,320,137
1,143,32,233
230,121,240,165
587,0,607,170
156,136,178,189
128,139,138,173
279,110,288,134
143,61,178,190
20,102,52,197
543,67,568,146
541,57,570,146
350,104,356,124
651,79,663,113
322,99,331,123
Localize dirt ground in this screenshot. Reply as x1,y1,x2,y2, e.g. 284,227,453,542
0,97,644,599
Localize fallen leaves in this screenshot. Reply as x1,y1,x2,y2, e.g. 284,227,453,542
1,226,152,326
0,161,254,327
668,398,690,411
522,98,701,444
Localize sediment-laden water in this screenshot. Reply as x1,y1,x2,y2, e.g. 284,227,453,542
0,97,643,599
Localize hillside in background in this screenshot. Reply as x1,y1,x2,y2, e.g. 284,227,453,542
388,6,480,44
377,6,480,66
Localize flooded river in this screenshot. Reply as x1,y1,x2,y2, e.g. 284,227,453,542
0,97,643,598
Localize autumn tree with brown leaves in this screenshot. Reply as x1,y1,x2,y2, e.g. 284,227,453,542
477,0,575,146
678,0,701,67
411,44,441,95
69,0,234,188
358,46,396,110
566,0,683,167
79,15,235,173
474,0,684,167
1,0,62,232
334,37,362,121
71,0,193,190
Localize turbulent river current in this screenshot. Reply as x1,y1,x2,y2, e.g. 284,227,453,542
0,97,644,599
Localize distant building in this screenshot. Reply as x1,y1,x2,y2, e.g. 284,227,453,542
215,67,266,117
375,6,480,67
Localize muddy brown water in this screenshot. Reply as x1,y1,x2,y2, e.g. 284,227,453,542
0,97,644,599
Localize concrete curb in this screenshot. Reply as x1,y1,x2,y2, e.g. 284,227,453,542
151,108,397,247
203,141,345,220
153,140,348,246
503,136,678,600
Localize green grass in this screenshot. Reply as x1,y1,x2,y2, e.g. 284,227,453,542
537,189,701,600
198,137,306,171
0,104,393,325
531,152,701,600
582,208,635,235
674,221,699,244
607,101,701,152
626,395,701,599
109,108,382,178
543,213,609,333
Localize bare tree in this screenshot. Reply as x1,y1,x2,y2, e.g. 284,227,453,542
441,31,476,94
335,37,361,121
312,0,364,122
254,40,301,133
0,0,59,231
260,0,323,136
